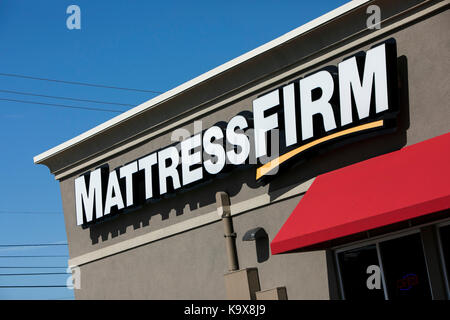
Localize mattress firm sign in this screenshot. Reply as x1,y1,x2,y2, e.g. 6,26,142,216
75,40,398,226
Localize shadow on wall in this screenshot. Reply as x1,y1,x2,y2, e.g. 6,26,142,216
88,165,260,245
242,227,270,263
88,56,410,247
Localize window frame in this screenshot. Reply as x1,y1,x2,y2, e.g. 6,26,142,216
436,220,450,299
332,217,450,300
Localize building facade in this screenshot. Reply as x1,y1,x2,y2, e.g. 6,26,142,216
34,0,450,299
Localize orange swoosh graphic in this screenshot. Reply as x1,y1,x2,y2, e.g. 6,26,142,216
256,120,384,180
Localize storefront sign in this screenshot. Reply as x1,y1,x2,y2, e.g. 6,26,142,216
75,40,398,226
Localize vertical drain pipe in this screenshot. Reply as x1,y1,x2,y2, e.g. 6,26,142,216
216,191,239,272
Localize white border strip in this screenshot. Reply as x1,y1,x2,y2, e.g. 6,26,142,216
68,178,314,268
35,0,370,164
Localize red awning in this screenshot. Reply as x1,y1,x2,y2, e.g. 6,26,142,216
271,132,450,255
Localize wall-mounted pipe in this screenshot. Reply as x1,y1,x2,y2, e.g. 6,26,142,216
216,191,239,272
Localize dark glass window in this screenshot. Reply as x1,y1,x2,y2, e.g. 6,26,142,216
337,245,385,300
337,232,435,300
379,233,431,299
439,225,450,291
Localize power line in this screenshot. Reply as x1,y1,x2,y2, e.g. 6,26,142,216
0,211,62,215
0,89,135,107
0,243,67,248
0,272,69,276
0,72,162,94
0,267,68,269
0,97,124,113
0,255,69,258
0,285,68,288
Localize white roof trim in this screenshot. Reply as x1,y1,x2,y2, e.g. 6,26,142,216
34,0,370,164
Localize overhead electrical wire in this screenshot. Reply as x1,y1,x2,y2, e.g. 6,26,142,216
0,285,68,288
0,243,67,248
0,267,68,269
0,210,62,215
0,89,135,107
0,255,69,258
0,72,162,94
0,97,124,113
0,272,69,276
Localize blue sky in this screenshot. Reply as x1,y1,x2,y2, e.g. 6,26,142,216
0,0,347,299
